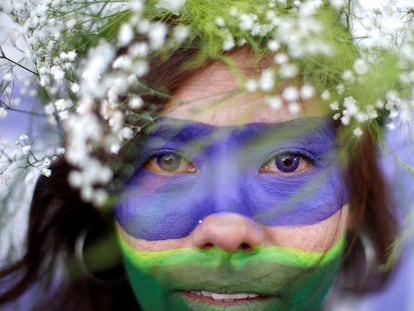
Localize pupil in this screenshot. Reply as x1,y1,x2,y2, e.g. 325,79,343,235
158,154,181,172
281,155,294,167
276,154,299,172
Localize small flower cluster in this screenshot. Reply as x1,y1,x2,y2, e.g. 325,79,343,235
1,0,414,206
0,131,63,187
64,2,192,203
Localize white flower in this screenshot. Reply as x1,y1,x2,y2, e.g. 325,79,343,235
222,31,235,51
93,189,109,207
19,135,29,142
239,13,256,31
173,25,189,41
300,84,315,99
137,20,150,34
299,0,323,16
330,0,345,10
273,53,288,64
68,170,83,188
41,168,52,177
341,115,350,125
288,102,301,114
0,107,8,119
245,79,258,92
353,58,369,76
343,96,359,116
54,99,72,111
353,127,363,137
56,147,65,155
22,145,31,155
230,6,238,17
266,10,276,21
279,63,298,78
129,97,144,109
44,103,55,115
4,86,12,95
321,90,330,100
215,17,225,27
265,95,283,110
156,0,186,14
386,122,395,130
259,69,275,91
43,157,51,167
329,101,339,111
129,42,149,57
71,83,80,94
81,186,93,202
336,84,345,95
113,55,132,70
282,86,299,102
118,23,134,46
108,111,124,132
342,70,354,81
355,111,367,123
66,19,76,29
366,105,378,119
149,22,168,49
129,0,144,12
80,42,116,96
267,40,279,52
3,72,13,82
110,144,121,154
134,61,149,77
376,99,385,109
119,127,133,140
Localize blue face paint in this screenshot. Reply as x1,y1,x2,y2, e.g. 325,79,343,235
115,117,347,240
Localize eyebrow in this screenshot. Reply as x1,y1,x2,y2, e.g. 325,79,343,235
146,117,215,144
145,116,335,145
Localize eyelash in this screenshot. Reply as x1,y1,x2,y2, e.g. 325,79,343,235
258,151,316,175
144,150,197,175
143,149,317,176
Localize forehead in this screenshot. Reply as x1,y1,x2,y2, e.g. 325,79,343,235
163,49,327,126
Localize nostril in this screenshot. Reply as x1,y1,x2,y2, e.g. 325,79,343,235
201,242,253,251
239,243,253,252
202,243,214,250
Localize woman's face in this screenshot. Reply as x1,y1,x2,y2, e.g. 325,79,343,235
115,49,349,311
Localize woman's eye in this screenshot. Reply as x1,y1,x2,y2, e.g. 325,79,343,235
259,153,313,175
145,152,197,175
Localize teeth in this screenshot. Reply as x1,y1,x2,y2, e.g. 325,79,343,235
190,291,259,301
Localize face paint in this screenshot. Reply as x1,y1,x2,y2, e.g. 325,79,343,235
118,232,346,311
115,117,346,240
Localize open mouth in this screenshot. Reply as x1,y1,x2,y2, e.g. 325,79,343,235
182,290,270,305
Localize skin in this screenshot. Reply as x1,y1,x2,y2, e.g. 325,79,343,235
116,48,350,310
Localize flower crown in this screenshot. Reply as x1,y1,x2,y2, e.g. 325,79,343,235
1,0,414,206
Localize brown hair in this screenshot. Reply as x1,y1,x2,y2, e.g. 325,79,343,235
340,131,398,291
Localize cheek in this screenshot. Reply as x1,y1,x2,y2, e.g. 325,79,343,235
115,204,350,254
114,168,347,241
264,204,349,252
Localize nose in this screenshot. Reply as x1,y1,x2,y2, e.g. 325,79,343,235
190,213,265,252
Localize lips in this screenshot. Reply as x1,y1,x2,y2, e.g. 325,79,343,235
185,290,263,303
189,291,259,301
180,290,276,310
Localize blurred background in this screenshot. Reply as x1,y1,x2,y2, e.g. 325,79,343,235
1,1,414,310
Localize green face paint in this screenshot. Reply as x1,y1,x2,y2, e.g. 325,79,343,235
118,235,345,311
